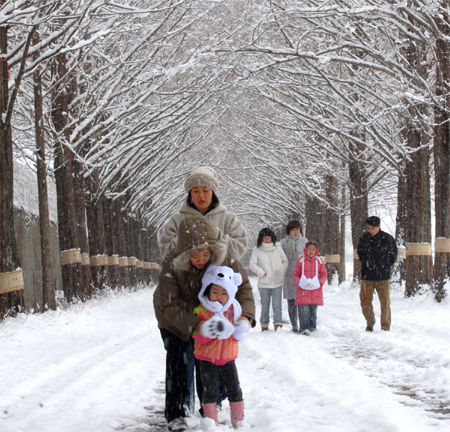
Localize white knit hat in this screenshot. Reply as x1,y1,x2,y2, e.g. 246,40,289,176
199,265,243,320
184,166,219,193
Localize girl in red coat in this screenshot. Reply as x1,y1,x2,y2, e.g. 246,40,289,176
292,241,327,335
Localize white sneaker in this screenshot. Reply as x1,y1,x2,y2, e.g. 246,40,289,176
168,417,188,431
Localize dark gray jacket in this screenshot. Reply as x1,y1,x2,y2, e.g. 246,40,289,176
357,230,397,281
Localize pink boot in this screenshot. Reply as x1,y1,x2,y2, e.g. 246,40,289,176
230,401,244,428
202,403,218,424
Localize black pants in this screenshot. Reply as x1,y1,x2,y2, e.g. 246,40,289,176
160,328,193,422
198,360,243,404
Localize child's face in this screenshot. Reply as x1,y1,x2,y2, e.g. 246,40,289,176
209,284,228,305
306,245,317,258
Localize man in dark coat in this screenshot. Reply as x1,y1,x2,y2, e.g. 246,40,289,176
357,216,397,332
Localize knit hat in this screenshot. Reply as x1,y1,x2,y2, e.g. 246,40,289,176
366,216,380,227
199,265,243,320
172,216,227,271
184,167,219,193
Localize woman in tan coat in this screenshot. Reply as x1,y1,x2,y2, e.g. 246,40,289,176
154,216,255,431
158,167,247,261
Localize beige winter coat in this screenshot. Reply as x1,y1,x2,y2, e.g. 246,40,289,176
158,200,247,260
153,216,255,342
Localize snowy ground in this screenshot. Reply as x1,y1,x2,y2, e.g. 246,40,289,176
1,278,449,432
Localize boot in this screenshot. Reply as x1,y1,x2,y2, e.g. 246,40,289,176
202,403,218,424
230,401,244,428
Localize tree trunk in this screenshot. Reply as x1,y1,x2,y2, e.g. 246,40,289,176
86,171,107,291
305,195,325,247
395,172,407,285
134,218,144,285
51,54,82,303
143,227,152,285
126,214,137,288
113,198,129,287
432,8,450,302
67,74,91,300
324,175,340,283
34,46,56,311
103,197,120,288
404,127,432,296
0,25,23,319
403,32,432,297
338,185,346,283
72,156,91,299
348,149,368,282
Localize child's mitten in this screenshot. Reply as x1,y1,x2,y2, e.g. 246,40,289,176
200,315,225,339
217,317,236,340
233,319,251,341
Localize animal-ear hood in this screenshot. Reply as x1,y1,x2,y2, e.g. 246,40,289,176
198,265,243,321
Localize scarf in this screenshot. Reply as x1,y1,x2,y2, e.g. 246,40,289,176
285,235,302,261
201,296,242,323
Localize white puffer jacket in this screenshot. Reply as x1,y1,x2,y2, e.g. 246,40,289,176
249,242,288,288
158,200,248,260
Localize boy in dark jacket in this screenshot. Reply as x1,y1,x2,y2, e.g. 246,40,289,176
357,216,398,332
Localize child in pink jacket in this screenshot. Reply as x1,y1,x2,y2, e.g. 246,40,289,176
193,265,250,428
292,241,327,335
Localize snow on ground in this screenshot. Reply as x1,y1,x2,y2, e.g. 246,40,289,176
1,278,449,432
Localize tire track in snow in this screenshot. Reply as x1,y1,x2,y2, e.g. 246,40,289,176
326,336,450,423
322,290,450,426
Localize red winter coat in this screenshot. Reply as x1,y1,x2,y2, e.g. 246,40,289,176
292,256,327,306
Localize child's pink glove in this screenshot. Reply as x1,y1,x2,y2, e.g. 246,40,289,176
233,320,251,341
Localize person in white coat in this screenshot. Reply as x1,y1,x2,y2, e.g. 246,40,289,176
158,167,247,261
249,228,288,331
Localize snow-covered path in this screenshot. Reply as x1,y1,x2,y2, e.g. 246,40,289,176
1,280,449,432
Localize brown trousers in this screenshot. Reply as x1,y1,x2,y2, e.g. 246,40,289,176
360,280,391,330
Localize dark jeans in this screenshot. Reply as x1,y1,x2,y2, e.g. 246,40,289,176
160,328,194,422
299,304,318,331
287,299,300,331
198,360,243,404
